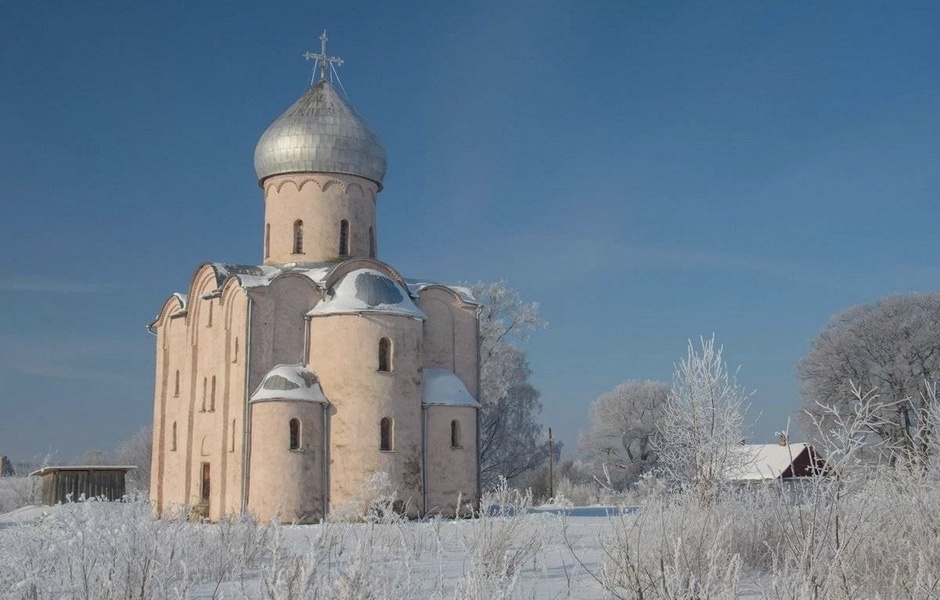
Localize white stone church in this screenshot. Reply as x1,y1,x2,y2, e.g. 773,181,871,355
149,35,481,523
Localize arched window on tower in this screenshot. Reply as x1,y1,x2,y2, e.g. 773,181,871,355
289,418,301,450
201,377,207,412
171,422,178,451
173,370,180,397
451,419,461,448
378,338,392,372
230,419,236,452
339,220,349,255
369,226,376,258
293,220,304,254
265,223,271,258
380,417,393,451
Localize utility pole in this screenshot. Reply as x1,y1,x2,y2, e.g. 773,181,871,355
548,427,554,499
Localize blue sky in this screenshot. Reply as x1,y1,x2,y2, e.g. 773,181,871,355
2,1,939,461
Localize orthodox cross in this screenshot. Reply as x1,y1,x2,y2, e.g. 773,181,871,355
303,30,344,82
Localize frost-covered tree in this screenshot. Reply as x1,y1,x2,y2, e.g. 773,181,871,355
798,294,940,464
655,337,750,501
579,380,668,489
115,425,153,493
471,281,549,488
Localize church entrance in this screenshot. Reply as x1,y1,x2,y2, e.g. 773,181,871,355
200,462,211,508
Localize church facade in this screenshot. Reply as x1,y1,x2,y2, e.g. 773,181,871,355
149,38,481,523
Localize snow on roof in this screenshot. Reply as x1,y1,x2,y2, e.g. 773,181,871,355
727,443,813,481
208,262,338,290
405,279,479,305
308,268,426,319
250,364,328,403
422,368,481,408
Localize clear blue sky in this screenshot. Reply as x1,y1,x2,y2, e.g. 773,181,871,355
2,2,939,461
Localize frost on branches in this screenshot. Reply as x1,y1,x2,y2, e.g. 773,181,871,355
579,380,668,490
654,336,751,502
798,293,940,467
470,281,550,489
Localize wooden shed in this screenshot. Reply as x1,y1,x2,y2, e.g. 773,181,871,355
30,466,137,505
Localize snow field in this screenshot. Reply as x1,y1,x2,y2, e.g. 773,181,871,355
3,469,940,598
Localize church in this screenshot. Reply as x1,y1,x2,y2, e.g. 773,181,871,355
149,34,481,523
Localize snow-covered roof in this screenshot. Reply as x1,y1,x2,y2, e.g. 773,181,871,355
727,443,815,481
250,364,328,403
422,368,481,408
308,268,426,319
406,279,479,305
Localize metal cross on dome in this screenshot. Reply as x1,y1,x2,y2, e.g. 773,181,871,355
303,30,344,82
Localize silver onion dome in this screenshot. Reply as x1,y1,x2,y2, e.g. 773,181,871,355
253,79,387,187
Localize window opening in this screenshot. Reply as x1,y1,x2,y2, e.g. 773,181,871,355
230,420,236,452
378,338,392,372
451,420,461,448
264,223,271,258
339,220,349,255
210,376,216,412
289,418,301,450
201,377,207,412
293,220,304,254
171,422,177,451
173,370,180,397
380,417,393,451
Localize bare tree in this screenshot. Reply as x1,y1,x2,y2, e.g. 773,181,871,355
579,380,668,490
654,336,751,502
471,281,549,488
797,293,940,464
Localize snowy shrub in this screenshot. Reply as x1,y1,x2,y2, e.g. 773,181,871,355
456,478,547,596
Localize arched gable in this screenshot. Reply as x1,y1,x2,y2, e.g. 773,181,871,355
414,284,479,311
324,258,409,292
151,293,188,331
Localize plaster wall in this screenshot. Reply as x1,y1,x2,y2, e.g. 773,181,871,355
425,406,479,515
262,173,378,265
307,313,424,516
247,276,320,392
247,400,324,523
416,289,480,398
151,267,249,522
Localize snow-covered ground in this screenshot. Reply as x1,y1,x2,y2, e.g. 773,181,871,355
4,467,940,599
0,498,635,599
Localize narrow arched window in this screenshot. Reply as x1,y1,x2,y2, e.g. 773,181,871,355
293,220,304,254
378,337,392,372
451,420,461,448
264,223,271,258
339,220,349,255
230,420,236,452
173,370,180,397
201,377,207,412
369,226,376,258
380,417,393,451
171,422,178,451
207,300,213,327
289,418,301,450
210,376,216,412
232,337,239,363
